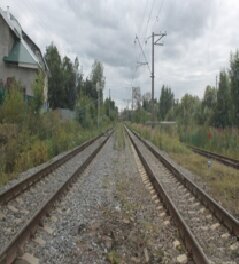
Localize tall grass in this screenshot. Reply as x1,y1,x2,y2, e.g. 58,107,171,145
0,111,108,186
179,126,239,159
130,123,189,154
129,123,239,216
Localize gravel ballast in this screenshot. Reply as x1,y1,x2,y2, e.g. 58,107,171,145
0,136,106,253
129,130,239,264
18,132,187,263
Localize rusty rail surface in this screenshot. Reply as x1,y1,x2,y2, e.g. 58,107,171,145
189,146,239,170
0,129,111,205
129,128,239,237
126,129,210,264
0,131,112,264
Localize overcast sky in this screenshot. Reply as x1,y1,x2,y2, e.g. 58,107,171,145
1,0,239,110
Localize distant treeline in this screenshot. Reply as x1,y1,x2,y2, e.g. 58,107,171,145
126,50,239,128
45,44,118,127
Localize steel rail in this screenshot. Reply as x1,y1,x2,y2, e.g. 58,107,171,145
0,129,111,205
129,128,239,237
126,128,210,264
0,131,112,264
189,146,239,170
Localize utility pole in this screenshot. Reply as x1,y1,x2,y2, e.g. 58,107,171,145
96,82,100,128
151,31,167,128
152,32,155,128
132,87,133,111
108,88,111,117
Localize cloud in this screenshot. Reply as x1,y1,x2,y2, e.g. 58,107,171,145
1,0,239,110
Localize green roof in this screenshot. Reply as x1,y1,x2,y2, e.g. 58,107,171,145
3,40,38,66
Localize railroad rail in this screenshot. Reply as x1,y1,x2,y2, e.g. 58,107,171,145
189,146,239,170
0,130,112,264
0,129,110,205
126,127,239,264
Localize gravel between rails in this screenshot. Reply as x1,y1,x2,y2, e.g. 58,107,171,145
0,136,106,254
129,131,239,264
18,133,188,264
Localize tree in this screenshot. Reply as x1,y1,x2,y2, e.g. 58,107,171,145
178,94,201,126
0,80,25,124
31,71,45,114
62,56,76,110
214,70,232,128
91,60,104,102
201,85,217,124
44,44,63,109
230,50,239,126
159,85,174,120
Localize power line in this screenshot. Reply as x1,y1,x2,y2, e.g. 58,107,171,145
153,0,165,28
139,0,150,38
135,35,151,74
144,0,156,40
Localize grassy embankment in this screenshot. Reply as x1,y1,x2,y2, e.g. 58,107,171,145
129,123,239,216
0,111,111,187
179,126,239,160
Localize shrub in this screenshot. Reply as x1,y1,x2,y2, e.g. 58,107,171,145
0,82,25,124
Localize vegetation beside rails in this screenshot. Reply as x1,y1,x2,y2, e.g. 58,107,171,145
0,85,113,187
179,126,239,160
114,123,125,150
129,123,239,217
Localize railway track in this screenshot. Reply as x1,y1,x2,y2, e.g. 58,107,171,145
190,146,239,169
126,127,239,264
0,130,110,205
0,130,112,264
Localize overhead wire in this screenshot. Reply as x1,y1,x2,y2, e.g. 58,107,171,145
153,0,165,28
138,0,150,38
144,0,156,40
131,0,155,88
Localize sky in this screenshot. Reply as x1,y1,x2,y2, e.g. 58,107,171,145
1,0,239,111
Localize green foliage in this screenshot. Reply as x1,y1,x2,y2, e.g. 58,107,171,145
201,85,217,124
0,81,25,124
45,44,63,109
180,125,239,159
31,71,45,114
176,94,201,126
0,80,6,105
91,60,104,86
0,107,110,186
76,95,96,128
0,42,117,186
62,56,76,109
214,70,232,128
230,50,239,125
130,123,189,154
159,85,174,120
15,140,49,172
45,45,78,110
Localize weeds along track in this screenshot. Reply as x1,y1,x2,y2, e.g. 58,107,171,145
190,146,239,170
0,130,110,205
0,130,112,264
126,127,239,264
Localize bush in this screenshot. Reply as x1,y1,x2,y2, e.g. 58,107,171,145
15,140,49,172
0,82,25,124
130,123,189,154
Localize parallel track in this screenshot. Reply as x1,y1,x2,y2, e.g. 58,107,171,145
0,131,112,264
127,127,239,264
0,130,110,205
190,146,239,169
